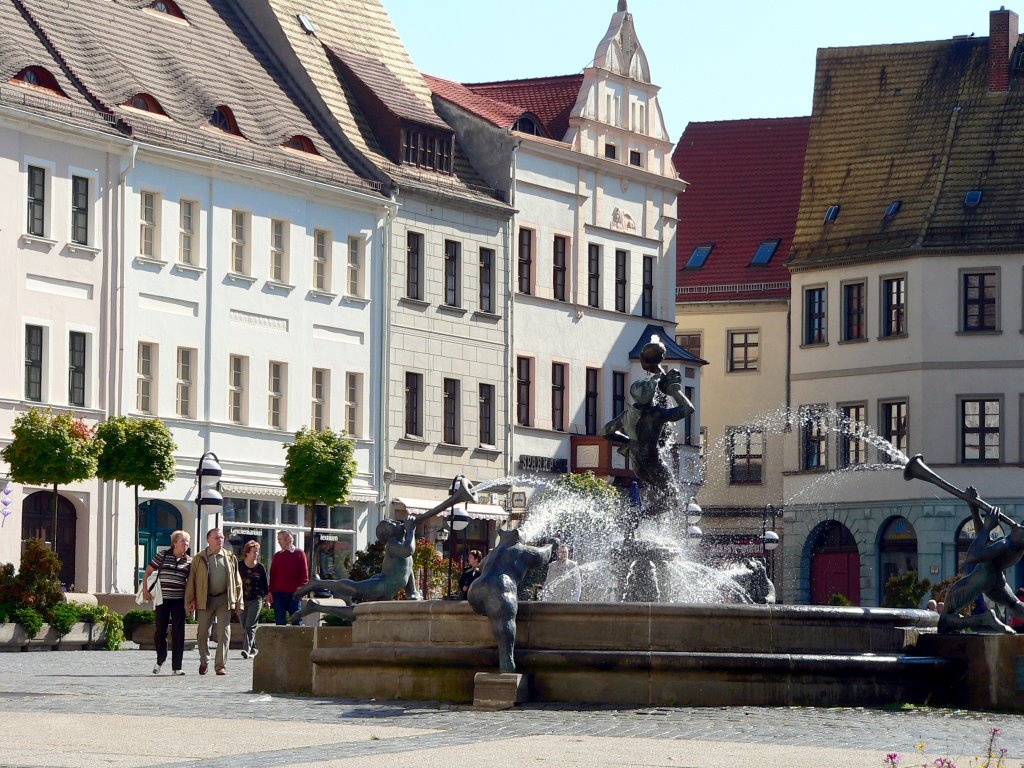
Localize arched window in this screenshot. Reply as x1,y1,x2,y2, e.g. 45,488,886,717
513,115,542,136
955,516,1004,575
209,105,242,137
124,92,167,115
149,0,186,20
879,516,919,603
10,66,66,97
283,135,319,155
22,490,77,587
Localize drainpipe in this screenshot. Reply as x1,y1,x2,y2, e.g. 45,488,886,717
381,188,399,524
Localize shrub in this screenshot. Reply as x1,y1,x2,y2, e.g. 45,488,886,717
49,602,79,637
828,592,853,606
122,609,155,640
13,607,43,638
258,607,275,624
0,539,64,616
323,614,353,627
883,571,931,609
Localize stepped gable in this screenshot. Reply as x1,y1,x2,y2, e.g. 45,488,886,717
791,33,1024,268
16,0,373,192
423,73,526,131
464,75,584,142
674,117,809,303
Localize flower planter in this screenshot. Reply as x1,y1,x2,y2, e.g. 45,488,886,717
0,622,108,651
131,622,199,651
0,624,28,651
25,624,61,651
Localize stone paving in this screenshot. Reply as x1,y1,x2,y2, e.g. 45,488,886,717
0,649,1021,767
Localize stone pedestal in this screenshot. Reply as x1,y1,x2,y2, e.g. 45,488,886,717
916,632,1024,712
473,672,528,709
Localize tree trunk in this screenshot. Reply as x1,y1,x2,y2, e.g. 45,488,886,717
51,483,58,553
133,484,140,591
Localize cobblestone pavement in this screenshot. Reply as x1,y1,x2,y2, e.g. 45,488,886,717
0,650,1021,767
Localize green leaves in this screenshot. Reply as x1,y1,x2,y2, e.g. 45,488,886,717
95,417,177,491
1,408,103,486
281,427,357,507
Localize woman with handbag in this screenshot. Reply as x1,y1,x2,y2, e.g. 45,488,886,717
237,540,270,659
142,530,192,675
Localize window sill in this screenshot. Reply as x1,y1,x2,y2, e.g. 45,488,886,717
67,243,101,258
877,333,908,341
307,289,337,300
20,234,57,249
341,294,370,306
400,296,429,309
265,280,295,293
956,329,1001,336
173,262,206,276
226,271,257,285
472,310,501,321
437,304,468,316
397,435,430,446
473,445,502,456
134,255,167,268
799,342,829,349
437,442,468,452
838,337,868,345
726,367,759,374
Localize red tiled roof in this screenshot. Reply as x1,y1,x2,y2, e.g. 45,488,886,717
673,117,809,303
463,74,584,141
423,73,524,129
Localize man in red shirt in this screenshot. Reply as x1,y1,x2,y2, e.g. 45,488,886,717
269,530,309,625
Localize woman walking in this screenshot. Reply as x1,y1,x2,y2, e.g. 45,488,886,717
238,540,270,658
142,530,192,675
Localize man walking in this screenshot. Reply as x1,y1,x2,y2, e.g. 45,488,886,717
269,530,308,625
185,528,243,675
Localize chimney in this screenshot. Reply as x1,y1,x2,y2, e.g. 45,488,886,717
989,7,1019,92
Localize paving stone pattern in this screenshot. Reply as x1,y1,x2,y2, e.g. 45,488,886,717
0,650,1021,766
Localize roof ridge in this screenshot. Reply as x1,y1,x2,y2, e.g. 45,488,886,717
465,73,583,87
424,73,526,114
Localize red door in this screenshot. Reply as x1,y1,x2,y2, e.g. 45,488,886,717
810,551,861,605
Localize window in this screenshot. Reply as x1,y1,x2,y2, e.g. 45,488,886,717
479,248,494,313
552,236,567,301
683,385,696,445
728,330,759,372
345,372,361,437
229,355,247,424
443,378,460,444
137,342,155,414
231,210,249,274
209,106,241,136
141,192,160,258
551,362,566,432
71,176,89,245
587,243,600,307
801,408,828,470
615,250,628,312
311,368,328,430
313,229,330,291
585,367,599,436
803,286,827,345
884,201,902,220
479,384,495,446
25,325,43,402
347,236,363,297
641,255,654,317
516,357,532,427
824,204,840,223
612,371,626,418
12,66,65,96
518,229,532,294
880,400,909,461
961,398,1000,463
176,347,194,418
179,200,195,265
729,430,763,484
676,333,702,360
838,404,866,468
604,143,617,160
629,149,642,167
284,135,318,154
406,232,423,300
842,281,866,341
68,332,86,407
512,116,541,135
964,190,982,207
750,239,779,266
881,276,906,337
27,166,46,237
268,361,286,429
405,372,422,437
270,220,288,282
685,244,713,269
961,271,998,332
149,0,186,19
444,240,460,307
401,127,452,174
126,93,166,115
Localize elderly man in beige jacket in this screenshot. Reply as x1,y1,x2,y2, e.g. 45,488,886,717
185,528,243,676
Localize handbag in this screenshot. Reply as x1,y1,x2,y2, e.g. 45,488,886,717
135,557,165,606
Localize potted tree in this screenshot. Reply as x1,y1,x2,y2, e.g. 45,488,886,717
95,417,177,589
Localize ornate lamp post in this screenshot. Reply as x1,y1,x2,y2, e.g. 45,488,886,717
445,507,471,598
685,497,703,548
195,452,223,546
762,504,780,581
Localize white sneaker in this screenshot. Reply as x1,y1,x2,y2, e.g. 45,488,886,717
152,663,163,675
250,648,259,658
172,669,185,676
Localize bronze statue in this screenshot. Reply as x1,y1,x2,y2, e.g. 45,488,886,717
290,475,477,624
467,529,556,673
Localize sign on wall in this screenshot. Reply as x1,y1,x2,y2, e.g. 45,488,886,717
518,455,568,473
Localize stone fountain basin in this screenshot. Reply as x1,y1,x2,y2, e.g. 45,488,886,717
295,600,958,707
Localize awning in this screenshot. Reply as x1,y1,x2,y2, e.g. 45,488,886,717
394,497,508,521
219,483,286,499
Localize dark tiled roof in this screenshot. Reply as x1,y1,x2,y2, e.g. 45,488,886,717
627,324,707,365
791,36,1024,268
423,73,525,130
674,117,809,303
464,75,584,142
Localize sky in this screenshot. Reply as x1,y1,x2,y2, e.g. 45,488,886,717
387,0,988,141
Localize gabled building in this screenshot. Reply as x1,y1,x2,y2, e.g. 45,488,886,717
673,117,809,594
425,1,697,506
783,8,1024,606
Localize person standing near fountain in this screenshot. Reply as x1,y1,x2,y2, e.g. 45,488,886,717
541,544,581,601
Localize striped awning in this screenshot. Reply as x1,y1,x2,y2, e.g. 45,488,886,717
394,497,508,521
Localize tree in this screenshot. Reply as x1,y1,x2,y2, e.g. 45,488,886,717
2,409,102,553
95,417,177,588
551,470,620,507
883,570,932,609
281,428,357,577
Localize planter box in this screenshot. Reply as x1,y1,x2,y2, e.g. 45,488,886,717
25,624,61,651
0,623,28,651
131,622,199,651
0,622,109,651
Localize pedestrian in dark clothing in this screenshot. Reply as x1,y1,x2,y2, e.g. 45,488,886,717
238,540,270,658
458,550,483,600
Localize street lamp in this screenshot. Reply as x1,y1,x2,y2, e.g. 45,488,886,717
762,504,780,582
685,497,702,525
445,506,471,599
195,452,223,544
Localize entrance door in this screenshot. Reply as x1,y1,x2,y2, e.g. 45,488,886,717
21,491,77,588
138,499,182,584
808,520,861,605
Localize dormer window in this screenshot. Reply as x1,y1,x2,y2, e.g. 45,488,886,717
824,204,841,224
149,0,186,20
209,106,243,137
685,244,714,269
401,126,452,174
750,239,780,266
513,115,542,136
124,92,167,116
10,66,66,97
883,200,902,220
283,135,319,155
964,190,983,207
